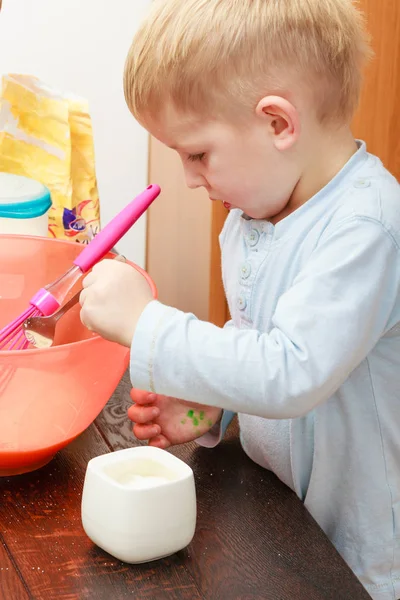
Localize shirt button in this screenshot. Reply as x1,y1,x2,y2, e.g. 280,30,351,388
353,179,371,189
237,294,247,310
240,262,252,280
247,229,260,247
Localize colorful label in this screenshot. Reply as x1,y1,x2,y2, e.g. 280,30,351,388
0,74,100,242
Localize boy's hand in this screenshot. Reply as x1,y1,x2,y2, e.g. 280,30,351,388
80,259,153,347
128,389,222,449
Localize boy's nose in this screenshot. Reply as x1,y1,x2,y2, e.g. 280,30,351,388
184,168,207,190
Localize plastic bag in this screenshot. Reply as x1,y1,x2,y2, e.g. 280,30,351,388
0,74,100,243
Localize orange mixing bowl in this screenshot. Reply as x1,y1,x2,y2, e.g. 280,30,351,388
0,235,157,476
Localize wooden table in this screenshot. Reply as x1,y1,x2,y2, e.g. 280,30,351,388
0,373,370,600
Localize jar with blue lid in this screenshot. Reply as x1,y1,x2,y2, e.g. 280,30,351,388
0,173,52,237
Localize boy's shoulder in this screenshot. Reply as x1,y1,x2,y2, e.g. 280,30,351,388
329,151,400,243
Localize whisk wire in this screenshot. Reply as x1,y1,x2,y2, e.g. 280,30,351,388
0,306,39,351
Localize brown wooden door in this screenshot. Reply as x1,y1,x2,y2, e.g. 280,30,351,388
352,0,400,179
147,137,214,322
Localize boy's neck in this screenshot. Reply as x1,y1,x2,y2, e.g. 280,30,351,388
271,127,358,225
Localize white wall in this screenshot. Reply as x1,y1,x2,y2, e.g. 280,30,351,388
0,0,151,266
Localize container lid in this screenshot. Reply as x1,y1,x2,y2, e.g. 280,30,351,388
0,173,52,219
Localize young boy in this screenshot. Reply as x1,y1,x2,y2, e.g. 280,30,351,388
79,1,400,597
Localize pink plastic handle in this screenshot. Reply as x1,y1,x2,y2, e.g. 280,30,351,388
73,184,161,273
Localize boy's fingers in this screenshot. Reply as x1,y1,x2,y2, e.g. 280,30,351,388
133,423,161,440
130,388,157,405
127,404,160,423
148,435,170,449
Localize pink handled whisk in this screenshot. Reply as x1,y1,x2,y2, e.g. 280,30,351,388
0,184,161,351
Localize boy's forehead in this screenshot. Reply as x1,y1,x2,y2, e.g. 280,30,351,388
145,109,215,149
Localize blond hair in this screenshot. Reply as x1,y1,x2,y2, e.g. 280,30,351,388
124,0,372,124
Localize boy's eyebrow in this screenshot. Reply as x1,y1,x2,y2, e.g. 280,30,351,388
169,144,192,152
169,141,205,151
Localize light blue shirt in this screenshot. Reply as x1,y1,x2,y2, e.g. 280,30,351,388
130,141,400,599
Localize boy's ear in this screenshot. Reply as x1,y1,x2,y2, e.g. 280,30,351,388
255,96,300,151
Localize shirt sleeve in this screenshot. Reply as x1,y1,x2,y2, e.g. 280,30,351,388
130,217,400,419
195,320,236,448
195,410,236,448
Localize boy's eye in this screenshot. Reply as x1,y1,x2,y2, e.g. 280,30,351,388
187,152,206,162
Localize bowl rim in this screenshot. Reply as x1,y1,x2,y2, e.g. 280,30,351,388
0,234,157,356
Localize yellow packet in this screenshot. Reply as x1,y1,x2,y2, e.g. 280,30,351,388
0,74,100,243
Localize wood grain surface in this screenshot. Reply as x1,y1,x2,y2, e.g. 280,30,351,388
0,373,370,600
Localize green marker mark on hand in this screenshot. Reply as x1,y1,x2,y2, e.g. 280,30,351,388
186,409,207,429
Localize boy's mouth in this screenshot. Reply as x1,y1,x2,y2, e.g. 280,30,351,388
209,197,232,210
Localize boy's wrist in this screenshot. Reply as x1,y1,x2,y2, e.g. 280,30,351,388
214,410,223,427
119,302,150,348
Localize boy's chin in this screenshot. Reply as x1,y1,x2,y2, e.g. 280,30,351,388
242,207,273,220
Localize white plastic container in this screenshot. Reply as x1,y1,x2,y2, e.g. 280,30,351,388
81,446,197,564
0,173,52,236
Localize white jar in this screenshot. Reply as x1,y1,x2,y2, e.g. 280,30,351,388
0,173,51,237
81,446,197,564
